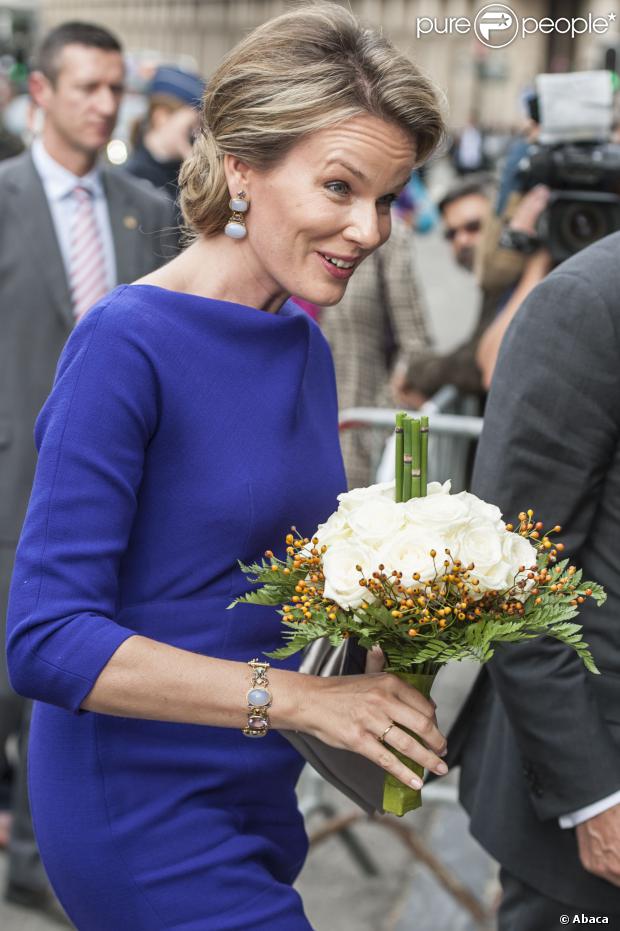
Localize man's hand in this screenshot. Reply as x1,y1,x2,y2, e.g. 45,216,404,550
576,802,620,887
365,645,385,673
390,368,428,410
509,184,551,236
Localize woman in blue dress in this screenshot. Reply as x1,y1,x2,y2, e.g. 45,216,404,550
6,5,448,928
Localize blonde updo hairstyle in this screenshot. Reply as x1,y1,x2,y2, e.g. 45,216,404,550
179,2,445,238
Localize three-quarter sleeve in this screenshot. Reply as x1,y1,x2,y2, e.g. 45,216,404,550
6,294,159,712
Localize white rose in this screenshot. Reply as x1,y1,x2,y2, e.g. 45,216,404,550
427,480,452,496
380,527,447,586
336,481,395,512
404,492,470,536
346,497,406,548
455,518,509,595
322,541,378,610
370,480,400,500
454,491,504,529
314,510,351,550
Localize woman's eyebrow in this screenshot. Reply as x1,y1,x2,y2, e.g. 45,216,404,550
324,158,367,182
324,159,412,194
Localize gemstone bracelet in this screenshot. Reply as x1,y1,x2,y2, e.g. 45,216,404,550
242,658,272,737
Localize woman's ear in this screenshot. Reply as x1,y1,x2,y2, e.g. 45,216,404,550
223,154,253,197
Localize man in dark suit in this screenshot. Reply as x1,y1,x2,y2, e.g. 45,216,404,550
0,21,177,919
449,231,620,926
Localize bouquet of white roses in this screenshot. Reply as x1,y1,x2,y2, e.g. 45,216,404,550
232,414,605,815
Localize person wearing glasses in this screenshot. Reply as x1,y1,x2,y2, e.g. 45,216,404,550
439,176,491,271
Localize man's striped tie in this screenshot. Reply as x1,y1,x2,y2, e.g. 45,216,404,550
69,185,108,321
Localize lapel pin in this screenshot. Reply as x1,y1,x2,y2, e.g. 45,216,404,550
123,215,138,230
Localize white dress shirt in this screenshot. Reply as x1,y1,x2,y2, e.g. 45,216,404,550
31,137,117,291
560,789,620,829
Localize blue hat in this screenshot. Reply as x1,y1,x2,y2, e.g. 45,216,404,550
149,66,205,109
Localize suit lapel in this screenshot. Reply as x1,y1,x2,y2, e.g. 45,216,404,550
103,170,140,284
12,154,74,329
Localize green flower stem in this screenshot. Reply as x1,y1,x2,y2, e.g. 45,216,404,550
411,418,421,499
395,412,406,503
420,415,429,496
382,670,437,816
403,417,413,502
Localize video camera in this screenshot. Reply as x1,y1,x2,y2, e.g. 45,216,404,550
518,71,620,263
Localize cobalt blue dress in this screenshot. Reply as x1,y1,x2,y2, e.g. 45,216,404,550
6,285,347,930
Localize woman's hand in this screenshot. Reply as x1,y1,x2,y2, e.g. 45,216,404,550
82,637,446,792
289,670,448,790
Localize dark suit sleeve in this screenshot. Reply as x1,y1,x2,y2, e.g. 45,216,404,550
154,196,181,263
472,268,620,820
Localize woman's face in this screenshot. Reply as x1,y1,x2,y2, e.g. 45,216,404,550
228,114,417,308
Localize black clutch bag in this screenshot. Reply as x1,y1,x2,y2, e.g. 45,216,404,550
280,638,384,814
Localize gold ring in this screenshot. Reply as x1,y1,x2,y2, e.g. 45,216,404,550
378,722,395,743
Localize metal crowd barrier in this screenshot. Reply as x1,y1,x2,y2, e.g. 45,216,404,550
338,386,484,492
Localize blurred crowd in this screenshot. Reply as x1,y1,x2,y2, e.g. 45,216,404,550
1,15,620,927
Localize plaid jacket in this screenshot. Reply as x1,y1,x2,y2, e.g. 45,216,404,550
320,217,431,489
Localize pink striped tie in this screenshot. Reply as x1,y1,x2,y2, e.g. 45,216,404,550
69,185,108,321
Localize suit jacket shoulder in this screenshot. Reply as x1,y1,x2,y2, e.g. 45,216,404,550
525,230,620,327
0,150,38,188
102,167,174,214
102,167,180,277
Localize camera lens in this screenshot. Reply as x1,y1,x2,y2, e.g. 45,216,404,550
561,203,610,251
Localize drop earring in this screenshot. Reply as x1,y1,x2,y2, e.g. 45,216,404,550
224,190,249,239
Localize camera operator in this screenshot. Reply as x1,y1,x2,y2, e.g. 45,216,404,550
476,71,620,387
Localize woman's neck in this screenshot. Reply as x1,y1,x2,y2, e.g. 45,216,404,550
141,236,289,314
